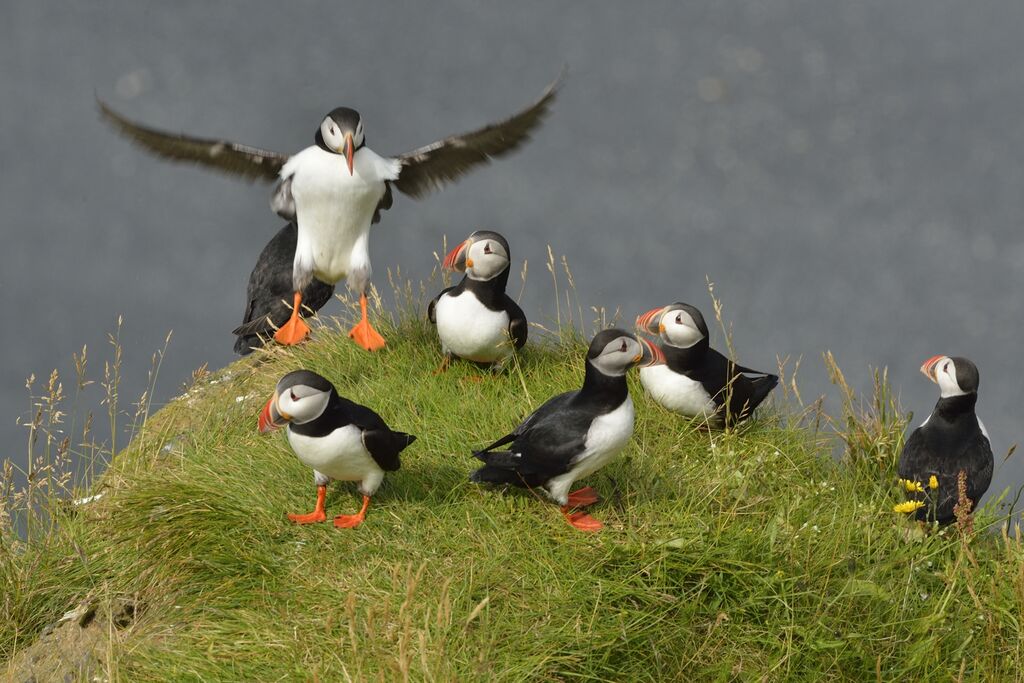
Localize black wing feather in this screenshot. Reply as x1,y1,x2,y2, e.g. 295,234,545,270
392,73,562,199
232,223,334,355
98,99,288,182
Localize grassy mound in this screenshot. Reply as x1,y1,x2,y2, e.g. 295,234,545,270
3,314,1023,681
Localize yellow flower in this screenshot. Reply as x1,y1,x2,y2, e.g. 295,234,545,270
903,479,925,493
928,475,939,490
894,500,926,514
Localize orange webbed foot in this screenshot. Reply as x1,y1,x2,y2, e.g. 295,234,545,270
288,485,327,524
348,319,386,351
287,510,327,524
561,506,603,532
566,487,600,507
333,495,370,529
275,315,311,346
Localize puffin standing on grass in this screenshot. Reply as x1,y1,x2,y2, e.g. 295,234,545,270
259,370,415,528
470,329,664,531
897,355,993,525
233,223,334,355
98,74,559,351
635,302,778,428
428,230,527,369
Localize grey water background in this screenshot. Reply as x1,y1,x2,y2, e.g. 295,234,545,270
2,1,1023,509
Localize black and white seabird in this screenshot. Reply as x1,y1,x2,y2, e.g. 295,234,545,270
258,369,416,528
470,329,664,531
635,302,778,428
233,223,335,355
427,230,527,369
897,355,993,525
98,74,560,351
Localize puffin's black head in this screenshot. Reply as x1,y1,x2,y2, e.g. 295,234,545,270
920,355,979,398
442,230,512,282
315,107,365,175
258,369,335,433
636,302,708,349
586,328,665,377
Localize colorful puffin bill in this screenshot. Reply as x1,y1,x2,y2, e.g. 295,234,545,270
428,231,527,369
897,356,993,525
99,73,560,351
259,370,416,528
470,329,664,531
636,302,778,428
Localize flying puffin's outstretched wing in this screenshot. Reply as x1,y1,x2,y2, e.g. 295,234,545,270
392,72,562,199
97,99,288,182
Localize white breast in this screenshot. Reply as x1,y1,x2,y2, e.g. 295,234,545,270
435,291,513,363
639,365,717,419
545,397,635,505
283,146,400,287
287,425,382,486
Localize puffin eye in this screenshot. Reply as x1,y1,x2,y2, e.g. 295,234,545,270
330,127,336,136
484,243,492,254
675,314,683,325
943,362,950,373
619,341,628,353
290,390,298,402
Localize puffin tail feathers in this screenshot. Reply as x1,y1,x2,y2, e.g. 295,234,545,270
747,373,780,412
469,464,522,486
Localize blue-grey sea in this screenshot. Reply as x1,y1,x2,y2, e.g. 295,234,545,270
2,1,1022,509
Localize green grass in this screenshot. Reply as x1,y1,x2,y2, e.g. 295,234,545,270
3,310,1024,681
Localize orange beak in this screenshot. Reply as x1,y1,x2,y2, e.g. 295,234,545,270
636,337,666,367
636,306,667,335
443,239,470,272
258,392,289,433
920,355,945,383
344,132,354,176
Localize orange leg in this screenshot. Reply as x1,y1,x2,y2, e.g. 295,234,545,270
348,293,386,351
561,505,603,532
334,495,370,529
566,486,599,507
274,291,312,346
288,485,327,524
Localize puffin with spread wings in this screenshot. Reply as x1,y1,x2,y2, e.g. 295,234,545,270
98,75,560,350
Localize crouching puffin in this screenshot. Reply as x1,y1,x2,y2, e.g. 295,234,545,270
233,223,335,355
428,230,527,369
470,329,664,531
98,73,559,351
259,370,416,528
636,302,778,428
897,355,993,525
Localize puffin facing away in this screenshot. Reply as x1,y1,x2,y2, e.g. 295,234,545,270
428,230,527,369
636,302,778,428
259,370,416,528
233,223,334,355
470,329,664,531
897,355,993,525
99,73,560,351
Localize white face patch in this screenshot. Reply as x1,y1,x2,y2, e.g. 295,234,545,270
590,335,643,376
933,356,967,398
277,383,331,424
320,118,344,151
465,239,510,281
354,120,365,148
660,309,705,348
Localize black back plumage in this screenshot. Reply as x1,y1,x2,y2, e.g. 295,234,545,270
427,231,528,351
898,392,993,524
656,303,777,425
289,389,415,472
470,332,630,487
232,223,335,355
